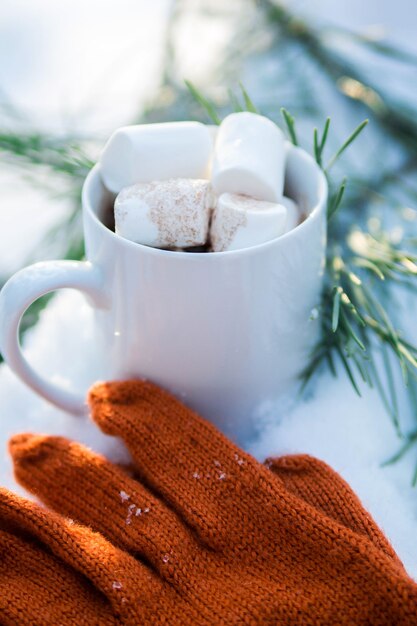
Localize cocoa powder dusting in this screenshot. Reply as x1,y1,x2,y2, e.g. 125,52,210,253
210,203,247,252
118,179,213,248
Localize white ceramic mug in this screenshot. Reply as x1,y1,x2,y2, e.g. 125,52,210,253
0,143,327,442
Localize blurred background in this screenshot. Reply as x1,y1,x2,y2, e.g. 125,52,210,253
3,2,417,564
1,0,417,448
1,0,416,276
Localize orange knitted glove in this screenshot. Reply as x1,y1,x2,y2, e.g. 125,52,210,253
4,380,417,625
0,489,118,625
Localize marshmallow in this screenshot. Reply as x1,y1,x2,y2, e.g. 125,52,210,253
281,196,300,232
114,179,214,249
100,122,213,193
210,193,288,252
211,112,286,202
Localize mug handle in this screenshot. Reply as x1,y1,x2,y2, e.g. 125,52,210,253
0,260,109,415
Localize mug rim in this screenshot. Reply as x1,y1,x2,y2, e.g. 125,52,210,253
82,143,328,259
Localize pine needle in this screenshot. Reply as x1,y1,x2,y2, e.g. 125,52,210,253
336,344,362,396
228,89,243,112
382,432,417,467
314,117,331,166
328,177,347,220
325,120,369,171
319,117,331,154
280,107,298,145
239,83,258,113
184,81,221,125
332,287,342,332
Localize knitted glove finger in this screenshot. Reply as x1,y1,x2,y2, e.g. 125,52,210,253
87,382,413,587
89,380,264,549
6,383,417,626
266,455,402,565
88,380,399,567
0,488,165,624
9,433,199,577
0,525,116,626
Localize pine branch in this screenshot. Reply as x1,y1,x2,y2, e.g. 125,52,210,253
0,132,93,179
3,0,417,478
280,107,298,145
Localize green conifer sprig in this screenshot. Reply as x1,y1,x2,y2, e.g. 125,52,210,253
1,0,417,476
186,81,417,472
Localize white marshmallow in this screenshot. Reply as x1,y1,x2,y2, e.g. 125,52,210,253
114,179,213,249
281,196,300,232
210,193,288,252
100,122,213,193
211,112,286,202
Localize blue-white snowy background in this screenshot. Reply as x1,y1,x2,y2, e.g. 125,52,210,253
1,0,417,578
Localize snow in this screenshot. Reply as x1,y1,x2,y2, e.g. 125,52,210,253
0,291,132,494
249,369,417,579
1,289,417,579
1,0,417,587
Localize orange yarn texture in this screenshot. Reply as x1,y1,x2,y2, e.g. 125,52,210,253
1,379,417,625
